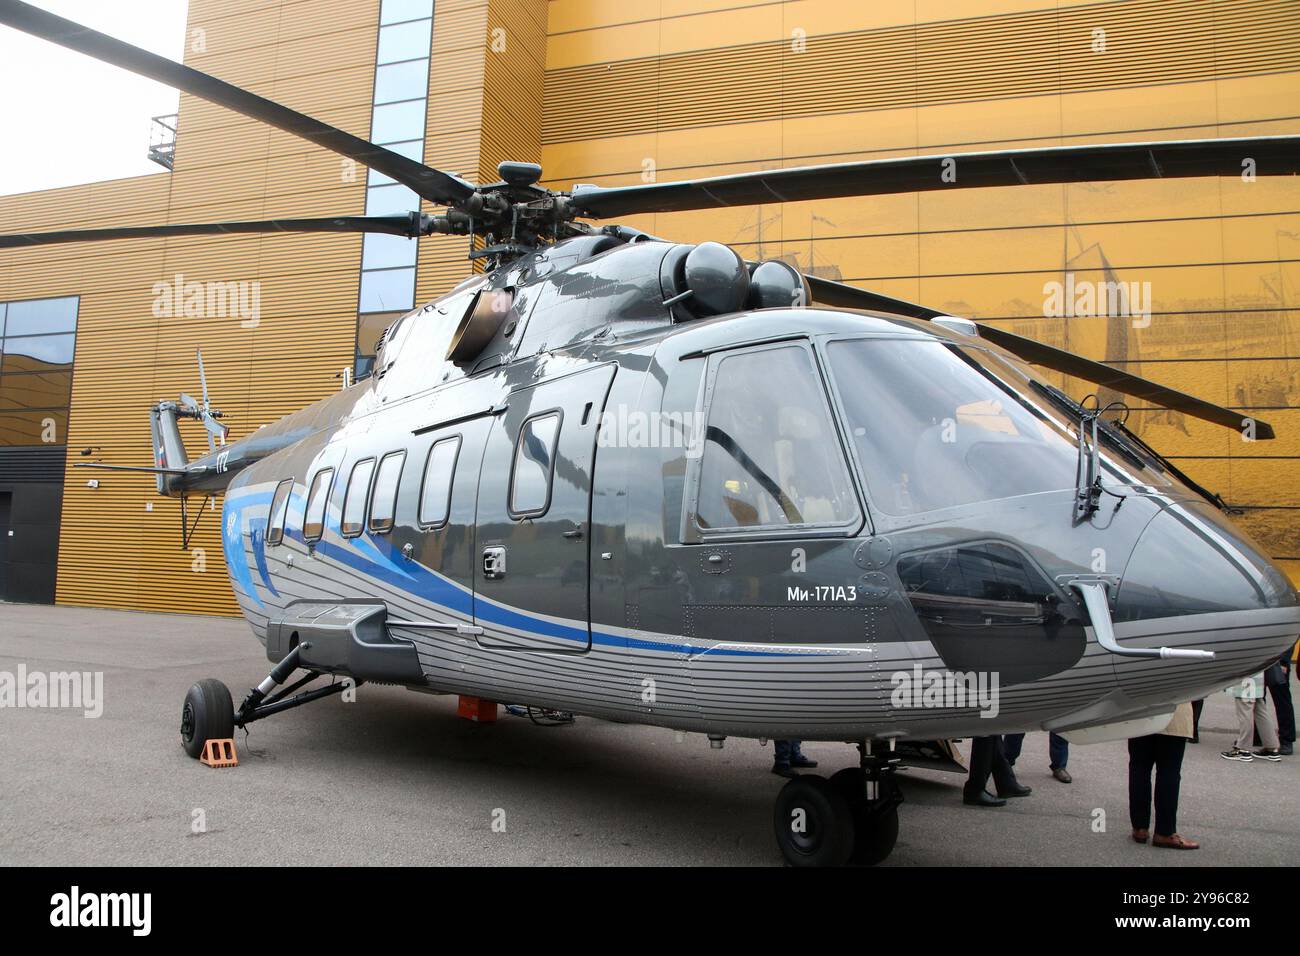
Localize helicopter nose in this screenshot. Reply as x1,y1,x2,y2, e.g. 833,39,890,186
1110,501,1300,702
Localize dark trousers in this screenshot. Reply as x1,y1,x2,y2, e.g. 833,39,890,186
773,739,803,765
965,735,1018,797
1127,734,1186,837
1268,680,1295,745
1191,699,1204,740
1003,732,1069,770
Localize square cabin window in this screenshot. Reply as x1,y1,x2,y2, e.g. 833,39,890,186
342,458,376,537
419,436,461,527
509,412,561,518
303,468,334,542
694,344,859,533
369,451,406,533
266,479,293,546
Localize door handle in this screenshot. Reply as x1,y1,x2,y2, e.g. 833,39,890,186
483,546,507,579
562,528,583,539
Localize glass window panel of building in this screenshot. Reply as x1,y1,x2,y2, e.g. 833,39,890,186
357,4,434,377
0,296,78,446
381,0,434,25
374,60,429,104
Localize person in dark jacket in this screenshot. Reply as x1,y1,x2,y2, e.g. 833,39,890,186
1265,651,1294,755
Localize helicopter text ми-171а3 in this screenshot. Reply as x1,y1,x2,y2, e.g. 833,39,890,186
3,0,1298,867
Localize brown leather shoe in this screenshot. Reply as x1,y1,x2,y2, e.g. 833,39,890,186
1153,833,1199,850
1131,828,1149,844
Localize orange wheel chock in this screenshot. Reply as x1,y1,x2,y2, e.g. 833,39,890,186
457,695,498,723
200,738,239,767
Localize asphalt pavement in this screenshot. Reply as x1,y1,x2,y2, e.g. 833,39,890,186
0,603,1295,866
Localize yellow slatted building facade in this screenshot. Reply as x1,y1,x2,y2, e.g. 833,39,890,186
0,0,1295,616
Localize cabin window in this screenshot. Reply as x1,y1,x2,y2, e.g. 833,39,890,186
693,344,858,533
419,436,461,527
509,412,561,518
302,468,334,542
341,458,376,537
266,479,293,546
369,451,406,533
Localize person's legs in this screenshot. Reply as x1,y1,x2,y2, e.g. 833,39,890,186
1152,735,1185,837
1254,697,1281,751
1127,735,1157,833
1049,733,1069,770
788,739,817,768
965,736,995,798
1233,698,1256,751
1190,699,1204,742
1268,680,1295,746
773,739,792,767
990,735,1029,796
1002,733,1026,766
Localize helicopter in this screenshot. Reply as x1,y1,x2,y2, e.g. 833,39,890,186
3,0,1299,867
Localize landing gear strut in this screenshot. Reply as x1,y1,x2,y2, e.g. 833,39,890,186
179,645,359,759
772,740,902,867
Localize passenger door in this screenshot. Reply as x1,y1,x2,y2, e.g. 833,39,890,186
473,364,617,651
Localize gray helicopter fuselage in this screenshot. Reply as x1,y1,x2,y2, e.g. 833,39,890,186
213,237,1300,742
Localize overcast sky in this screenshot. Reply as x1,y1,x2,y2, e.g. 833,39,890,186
0,1,189,196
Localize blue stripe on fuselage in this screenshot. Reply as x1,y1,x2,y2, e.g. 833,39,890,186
225,489,811,659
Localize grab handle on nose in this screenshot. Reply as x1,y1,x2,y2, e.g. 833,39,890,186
1070,581,1215,660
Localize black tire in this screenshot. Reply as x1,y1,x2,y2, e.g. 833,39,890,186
773,776,855,867
180,678,234,759
828,766,900,866
848,804,899,866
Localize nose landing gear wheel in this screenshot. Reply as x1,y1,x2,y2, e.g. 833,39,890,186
180,678,234,759
773,776,855,867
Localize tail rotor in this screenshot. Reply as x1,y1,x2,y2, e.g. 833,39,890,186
177,349,229,452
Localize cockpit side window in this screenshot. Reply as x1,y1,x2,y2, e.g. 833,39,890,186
266,478,293,546
824,338,1078,516
688,342,860,538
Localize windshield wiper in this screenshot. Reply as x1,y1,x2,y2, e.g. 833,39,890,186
1107,418,1241,514
1025,381,1122,521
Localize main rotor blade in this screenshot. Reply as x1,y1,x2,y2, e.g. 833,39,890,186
804,275,1271,438
805,274,942,320
196,349,209,407
569,136,1300,218
0,1,475,208
0,213,425,249
973,323,1274,439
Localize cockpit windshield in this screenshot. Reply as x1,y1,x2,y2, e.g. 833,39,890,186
823,336,1176,516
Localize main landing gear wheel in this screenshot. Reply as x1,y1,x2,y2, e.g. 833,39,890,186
771,744,903,867
830,768,900,866
180,678,234,759
773,776,855,867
